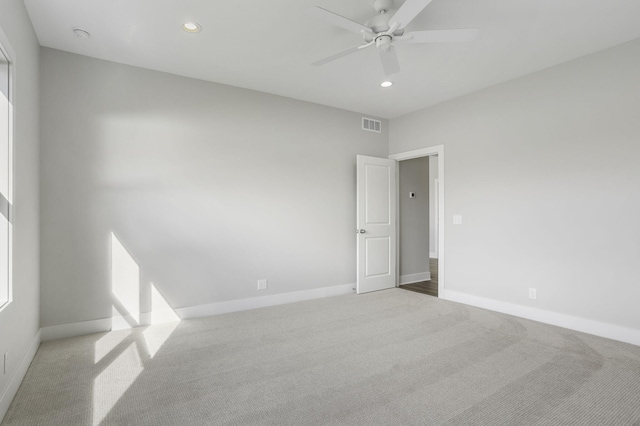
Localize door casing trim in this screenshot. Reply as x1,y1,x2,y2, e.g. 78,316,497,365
389,145,445,296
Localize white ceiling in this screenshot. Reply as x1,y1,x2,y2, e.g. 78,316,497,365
23,0,640,118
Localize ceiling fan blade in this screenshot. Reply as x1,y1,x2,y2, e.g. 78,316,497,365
389,0,434,29
311,45,364,67
306,6,371,34
379,48,401,76
405,28,479,43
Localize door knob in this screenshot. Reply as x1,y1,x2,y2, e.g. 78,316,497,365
357,229,366,234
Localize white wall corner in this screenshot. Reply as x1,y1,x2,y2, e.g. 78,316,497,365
441,290,640,347
399,272,431,285
0,330,41,423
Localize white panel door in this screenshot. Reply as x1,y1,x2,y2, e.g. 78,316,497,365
356,155,397,294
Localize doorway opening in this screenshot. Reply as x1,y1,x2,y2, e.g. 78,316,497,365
389,146,444,297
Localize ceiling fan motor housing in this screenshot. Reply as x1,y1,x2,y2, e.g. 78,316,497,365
368,13,391,33
375,35,393,52
365,0,405,41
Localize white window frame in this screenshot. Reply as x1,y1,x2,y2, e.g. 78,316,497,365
0,26,14,312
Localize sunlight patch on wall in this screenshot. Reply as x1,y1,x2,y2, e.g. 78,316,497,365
110,232,180,337
93,342,143,425
150,283,180,324
111,232,140,329
143,283,180,358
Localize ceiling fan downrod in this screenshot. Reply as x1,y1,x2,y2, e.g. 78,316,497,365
373,0,393,14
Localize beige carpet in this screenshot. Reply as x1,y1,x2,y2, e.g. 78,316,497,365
3,289,640,425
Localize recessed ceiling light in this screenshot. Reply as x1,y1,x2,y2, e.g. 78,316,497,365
380,81,394,88
182,22,202,33
72,28,91,39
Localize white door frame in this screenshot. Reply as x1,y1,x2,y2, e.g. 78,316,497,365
389,145,445,296
433,177,439,259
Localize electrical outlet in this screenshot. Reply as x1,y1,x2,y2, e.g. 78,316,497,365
257,279,268,290
528,288,537,300
453,215,463,225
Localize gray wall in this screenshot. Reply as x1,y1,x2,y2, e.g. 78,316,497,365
0,0,40,414
39,48,388,328
399,157,429,277
390,39,640,330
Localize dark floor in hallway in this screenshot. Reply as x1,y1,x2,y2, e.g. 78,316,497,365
400,280,438,297
399,258,438,297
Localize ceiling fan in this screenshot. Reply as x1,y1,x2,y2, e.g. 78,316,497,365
307,0,478,76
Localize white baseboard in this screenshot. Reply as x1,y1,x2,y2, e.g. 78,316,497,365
399,272,431,285
0,330,41,423
176,283,355,319
40,283,356,341
441,290,640,347
41,318,113,342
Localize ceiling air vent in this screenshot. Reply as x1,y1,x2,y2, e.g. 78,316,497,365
362,117,381,133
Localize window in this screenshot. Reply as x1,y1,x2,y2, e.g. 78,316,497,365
0,44,12,309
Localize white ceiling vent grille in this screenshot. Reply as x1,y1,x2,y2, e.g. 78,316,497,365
362,117,381,133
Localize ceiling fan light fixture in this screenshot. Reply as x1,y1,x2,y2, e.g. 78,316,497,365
182,21,202,33
380,81,394,88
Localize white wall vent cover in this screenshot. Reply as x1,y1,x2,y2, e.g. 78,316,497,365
362,117,381,133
